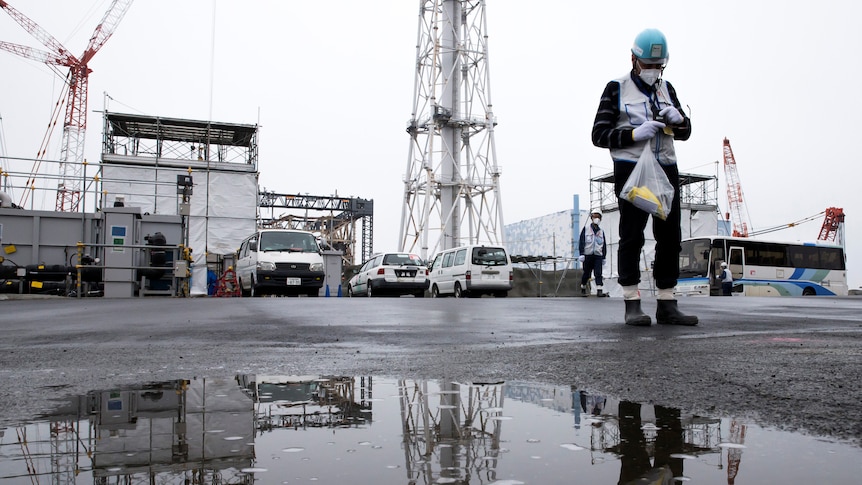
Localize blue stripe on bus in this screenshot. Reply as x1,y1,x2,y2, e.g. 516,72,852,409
677,277,837,296
789,268,807,280
735,278,837,296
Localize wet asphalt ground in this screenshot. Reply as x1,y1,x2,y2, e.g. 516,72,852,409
0,294,860,446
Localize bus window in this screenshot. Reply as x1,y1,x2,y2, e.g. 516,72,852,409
820,247,845,270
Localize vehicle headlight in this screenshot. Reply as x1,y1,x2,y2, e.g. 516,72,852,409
257,261,276,272
310,262,324,272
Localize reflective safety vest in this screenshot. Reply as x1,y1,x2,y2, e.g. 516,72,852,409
583,225,605,256
610,75,679,165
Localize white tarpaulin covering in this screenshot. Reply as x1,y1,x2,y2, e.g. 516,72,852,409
102,165,257,295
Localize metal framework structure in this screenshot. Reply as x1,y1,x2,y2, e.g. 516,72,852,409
589,171,719,215
398,379,506,483
722,138,752,237
817,207,845,242
399,0,504,260
0,0,134,212
258,191,374,264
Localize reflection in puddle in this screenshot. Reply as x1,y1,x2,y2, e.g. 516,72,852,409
0,376,859,484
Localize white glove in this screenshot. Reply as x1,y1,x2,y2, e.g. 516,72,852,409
578,255,585,263
632,120,666,141
602,258,607,265
659,106,684,124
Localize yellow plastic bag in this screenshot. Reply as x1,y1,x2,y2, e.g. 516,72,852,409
620,146,674,220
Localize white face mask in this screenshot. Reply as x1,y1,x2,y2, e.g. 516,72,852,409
593,218,601,225
638,68,662,86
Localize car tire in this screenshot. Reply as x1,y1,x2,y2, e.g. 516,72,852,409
250,276,257,297
454,283,462,298
347,285,354,297
431,284,440,298
802,287,816,296
367,282,374,298
239,278,250,297
414,290,425,298
494,291,508,298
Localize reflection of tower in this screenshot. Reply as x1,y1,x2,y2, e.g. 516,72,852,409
398,380,506,483
726,419,747,484
399,0,505,259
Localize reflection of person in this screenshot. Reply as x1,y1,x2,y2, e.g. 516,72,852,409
616,401,684,485
591,28,697,326
572,389,607,429
719,262,733,296
578,210,608,297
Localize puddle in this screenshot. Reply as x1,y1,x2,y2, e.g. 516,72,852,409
0,376,859,484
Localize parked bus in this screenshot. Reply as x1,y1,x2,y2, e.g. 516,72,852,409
676,236,847,296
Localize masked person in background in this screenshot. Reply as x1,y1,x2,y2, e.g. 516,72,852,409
590,28,697,326
578,209,608,297
719,262,733,296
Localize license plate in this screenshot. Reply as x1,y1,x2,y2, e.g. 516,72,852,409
286,278,301,285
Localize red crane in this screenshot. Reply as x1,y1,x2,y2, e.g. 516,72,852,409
818,207,845,242
0,0,133,211
722,138,752,237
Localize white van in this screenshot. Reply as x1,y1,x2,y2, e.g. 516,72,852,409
428,245,512,297
235,229,325,297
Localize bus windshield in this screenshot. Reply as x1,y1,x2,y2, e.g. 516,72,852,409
679,238,711,278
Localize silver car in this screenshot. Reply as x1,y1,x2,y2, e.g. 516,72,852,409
347,252,429,297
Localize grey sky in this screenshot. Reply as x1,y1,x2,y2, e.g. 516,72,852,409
2,0,859,287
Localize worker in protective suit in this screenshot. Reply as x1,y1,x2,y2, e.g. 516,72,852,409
590,28,697,326
578,209,608,297
719,261,733,296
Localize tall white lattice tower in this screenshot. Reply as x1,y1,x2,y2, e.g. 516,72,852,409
399,0,504,260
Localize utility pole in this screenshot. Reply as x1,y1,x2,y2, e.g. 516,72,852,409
399,0,504,260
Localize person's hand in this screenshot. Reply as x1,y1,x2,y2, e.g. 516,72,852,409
602,258,607,265
632,120,666,141
659,106,684,124
578,255,585,263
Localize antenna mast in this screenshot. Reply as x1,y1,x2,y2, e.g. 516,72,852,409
399,0,504,259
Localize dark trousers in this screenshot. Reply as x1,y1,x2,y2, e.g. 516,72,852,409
581,255,603,287
617,401,685,485
722,282,733,296
614,160,681,289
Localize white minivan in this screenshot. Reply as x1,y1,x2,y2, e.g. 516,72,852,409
428,245,512,298
235,229,325,297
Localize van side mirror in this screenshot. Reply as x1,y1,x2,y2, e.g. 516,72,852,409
249,240,258,251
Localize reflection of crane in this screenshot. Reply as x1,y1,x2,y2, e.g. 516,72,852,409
0,0,134,211
722,138,752,237
726,419,747,484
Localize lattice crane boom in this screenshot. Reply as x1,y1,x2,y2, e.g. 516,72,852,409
722,138,752,237
818,207,845,242
0,0,133,212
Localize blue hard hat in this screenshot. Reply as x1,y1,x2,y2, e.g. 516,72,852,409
631,28,669,65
